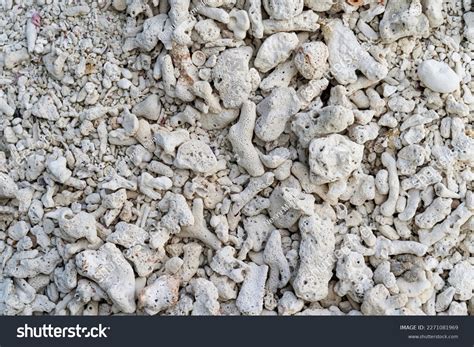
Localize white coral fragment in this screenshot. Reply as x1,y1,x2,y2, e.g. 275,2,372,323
210,246,248,283
293,41,329,80
228,101,265,177
174,140,218,173
75,243,136,313
308,134,363,184
255,87,300,142
212,47,253,108
178,198,222,250
0,0,471,318
380,0,429,43
418,60,461,93
254,33,299,73
236,263,268,315
293,214,335,302
139,275,180,315
32,95,60,121
263,0,303,20
263,230,290,293
323,19,388,85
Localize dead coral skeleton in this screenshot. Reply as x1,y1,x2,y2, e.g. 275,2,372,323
0,0,472,317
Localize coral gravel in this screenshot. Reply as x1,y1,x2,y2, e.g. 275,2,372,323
0,0,472,316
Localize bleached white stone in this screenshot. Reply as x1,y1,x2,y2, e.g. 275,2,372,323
418,60,461,93
293,213,335,302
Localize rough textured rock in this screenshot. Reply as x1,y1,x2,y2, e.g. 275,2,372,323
0,0,471,318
